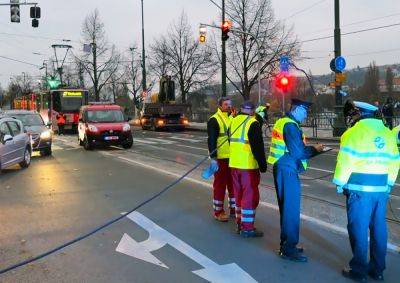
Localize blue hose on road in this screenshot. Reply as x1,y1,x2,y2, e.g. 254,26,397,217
0,117,250,275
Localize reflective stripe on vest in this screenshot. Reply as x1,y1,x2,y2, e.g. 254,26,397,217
229,115,259,169
210,109,231,159
267,117,308,169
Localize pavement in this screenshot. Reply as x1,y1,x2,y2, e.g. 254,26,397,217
0,128,399,282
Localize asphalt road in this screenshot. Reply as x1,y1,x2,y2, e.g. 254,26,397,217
0,128,400,282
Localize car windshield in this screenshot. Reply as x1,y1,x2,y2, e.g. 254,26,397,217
86,110,124,123
11,114,44,126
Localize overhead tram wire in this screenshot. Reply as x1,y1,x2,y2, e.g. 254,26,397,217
0,55,42,68
298,22,400,44
283,0,328,20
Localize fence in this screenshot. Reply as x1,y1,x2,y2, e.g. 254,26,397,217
191,111,400,138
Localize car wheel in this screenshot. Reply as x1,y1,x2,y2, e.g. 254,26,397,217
83,136,93,150
19,147,31,168
122,141,133,149
40,147,52,156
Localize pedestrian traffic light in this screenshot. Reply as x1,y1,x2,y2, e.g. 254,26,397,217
199,26,207,44
275,73,291,93
10,0,20,23
32,19,39,28
221,20,232,41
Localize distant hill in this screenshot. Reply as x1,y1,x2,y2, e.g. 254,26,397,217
313,63,400,88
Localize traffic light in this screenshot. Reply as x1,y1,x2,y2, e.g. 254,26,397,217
199,26,207,44
10,0,20,23
221,20,232,41
30,6,41,19
275,73,292,93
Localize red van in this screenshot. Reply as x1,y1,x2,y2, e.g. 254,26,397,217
78,103,133,150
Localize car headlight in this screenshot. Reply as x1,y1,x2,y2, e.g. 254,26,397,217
123,123,131,132
87,125,99,132
40,130,52,140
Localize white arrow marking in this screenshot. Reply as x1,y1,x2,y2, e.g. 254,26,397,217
116,212,257,283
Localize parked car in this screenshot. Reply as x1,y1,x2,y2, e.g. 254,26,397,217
78,103,133,150
4,110,52,156
0,115,32,171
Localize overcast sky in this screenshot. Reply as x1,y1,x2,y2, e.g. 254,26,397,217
0,0,399,87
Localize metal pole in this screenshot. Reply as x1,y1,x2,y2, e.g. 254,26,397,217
221,0,227,97
333,0,344,136
334,0,342,106
141,0,147,93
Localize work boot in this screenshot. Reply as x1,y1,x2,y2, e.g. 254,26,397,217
342,268,367,282
214,212,229,222
240,229,264,238
278,250,308,263
296,246,304,253
368,270,384,281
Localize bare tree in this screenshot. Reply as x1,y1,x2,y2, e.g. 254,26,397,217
149,39,171,79
152,12,217,103
78,9,121,101
218,0,299,100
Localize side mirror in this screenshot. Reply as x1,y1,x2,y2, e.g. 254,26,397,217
3,134,13,143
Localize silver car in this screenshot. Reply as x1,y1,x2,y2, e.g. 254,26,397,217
0,115,32,170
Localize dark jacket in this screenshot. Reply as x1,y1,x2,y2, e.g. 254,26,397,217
207,117,220,159
248,117,268,172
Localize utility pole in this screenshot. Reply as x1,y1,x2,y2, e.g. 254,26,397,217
92,41,99,101
141,0,147,94
221,0,227,97
333,0,344,136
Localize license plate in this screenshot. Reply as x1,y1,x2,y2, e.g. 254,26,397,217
104,136,119,141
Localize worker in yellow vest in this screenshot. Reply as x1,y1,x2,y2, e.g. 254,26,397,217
334,101,399,282
268,99,323,262
229,101,267,238
207,98,235,222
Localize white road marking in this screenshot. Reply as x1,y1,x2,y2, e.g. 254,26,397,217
52,145,64,151
116,212,257,283
175,144,209,151
169,136,202,143
113,155,400,253
133,138,158,145
145,138,176,144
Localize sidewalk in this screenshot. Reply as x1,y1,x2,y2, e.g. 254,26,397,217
188,122,340,142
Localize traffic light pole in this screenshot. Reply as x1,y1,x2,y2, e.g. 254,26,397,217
333,0,345,136
221,0,227,97
141,0,147,94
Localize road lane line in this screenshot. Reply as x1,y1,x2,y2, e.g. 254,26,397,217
133,138,158,145
169,137,202,143
112,154,400,253
175,144,209,151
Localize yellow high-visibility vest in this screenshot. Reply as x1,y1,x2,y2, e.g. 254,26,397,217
267,117,308,169
333,118,400,192
229,114,259,169
209,108,231,159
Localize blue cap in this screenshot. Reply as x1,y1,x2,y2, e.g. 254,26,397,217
354,101,378,113
291,99,313,109
241,101,255,110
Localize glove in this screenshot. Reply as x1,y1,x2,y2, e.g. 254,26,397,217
336,186,344,194
201,159,219,180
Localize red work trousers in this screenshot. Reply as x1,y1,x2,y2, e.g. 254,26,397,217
213,159,235,216
231,168,260,230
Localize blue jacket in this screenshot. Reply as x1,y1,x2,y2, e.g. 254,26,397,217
276,114,317,173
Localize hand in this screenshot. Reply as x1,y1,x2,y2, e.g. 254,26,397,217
314,144,324,153
336,186,344,194
210,159,218,167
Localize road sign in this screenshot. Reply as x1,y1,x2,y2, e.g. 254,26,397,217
334,56,346,72
335,73,347,84
279,56,290,72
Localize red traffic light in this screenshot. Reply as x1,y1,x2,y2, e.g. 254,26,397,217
221,20,232,32
275,73,293,92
